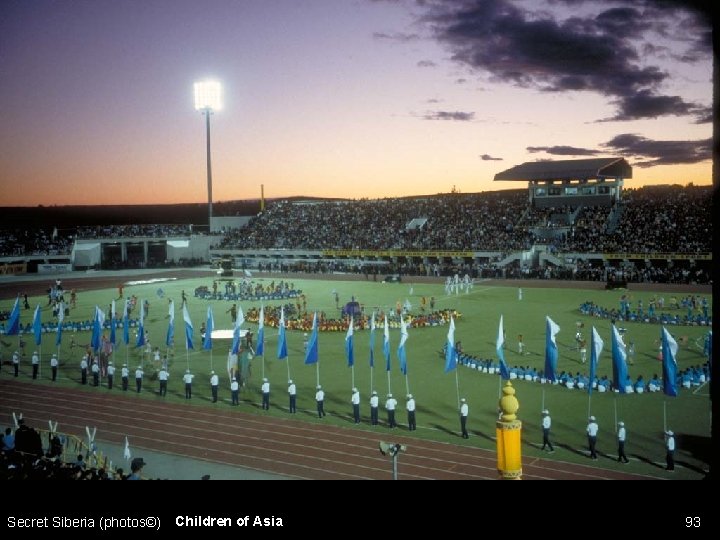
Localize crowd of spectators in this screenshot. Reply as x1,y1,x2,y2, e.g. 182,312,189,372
0,419,151,480
217,191,533,252
0,228,73,257
216,185,710,255
75,224,196,239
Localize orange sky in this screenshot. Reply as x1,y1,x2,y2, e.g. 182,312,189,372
0,0,711,206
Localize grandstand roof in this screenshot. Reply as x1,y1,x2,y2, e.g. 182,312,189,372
494,158,632,182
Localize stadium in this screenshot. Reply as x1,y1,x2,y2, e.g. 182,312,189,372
0,160,712,481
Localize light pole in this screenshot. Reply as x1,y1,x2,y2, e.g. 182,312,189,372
193,80,222,229
379,441,406,480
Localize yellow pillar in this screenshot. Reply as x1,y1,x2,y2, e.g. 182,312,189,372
496,381,522,480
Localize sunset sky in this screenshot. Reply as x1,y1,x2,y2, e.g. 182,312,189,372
0,0,712,206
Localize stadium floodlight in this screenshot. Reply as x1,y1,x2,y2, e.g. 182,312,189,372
193,80,222,228
194,80,222,112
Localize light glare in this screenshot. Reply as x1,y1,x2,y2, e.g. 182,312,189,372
194,80,222,111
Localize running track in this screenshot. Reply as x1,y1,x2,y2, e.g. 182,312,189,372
0,379,658,480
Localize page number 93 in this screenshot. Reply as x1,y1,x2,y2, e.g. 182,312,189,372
685,517,700,528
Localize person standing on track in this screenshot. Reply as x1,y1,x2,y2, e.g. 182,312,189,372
158,366,169,396
385,393,397,428
617,421,629,463
315,385,326,418
541,409,554,452
121,363,129,391
288,379,296,413
370,390,379,425
406,394,417,431
106,361,115,389
210,371,219,403
261,377,270,410
31,351,39,380
183,369,194,399
351,387,361,424
587,416,599,460
460,398,469,439
135,365,144,393
50,354,59,382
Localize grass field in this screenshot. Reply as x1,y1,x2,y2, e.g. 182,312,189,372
0,274,712,479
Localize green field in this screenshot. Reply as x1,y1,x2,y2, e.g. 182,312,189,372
1,275,712,479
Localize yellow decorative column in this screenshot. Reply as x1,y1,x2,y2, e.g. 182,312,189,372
496,381,522,480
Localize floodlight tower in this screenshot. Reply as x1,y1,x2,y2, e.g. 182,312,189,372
193,80,222,229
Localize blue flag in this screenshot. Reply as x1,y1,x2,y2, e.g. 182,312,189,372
368,312,376,368
231,305,244,355
32,305,42,346
497,315,510,380
182,303,194,350
166,300,175,347
203,306,214,350
588,326,604,395
545,316,560,381
135,301,144,348
56,302,64,347
277,307,288,360
397,316,408,375
110,300,116,345
5,297,20,336
345,316,354,367
444,316,457,373
661,327,679,397
122,299,130,346
256,305,265,356
611,324,628,393
304,312,319,365
544,316,560,382
93,306,106,350
383,314,391,372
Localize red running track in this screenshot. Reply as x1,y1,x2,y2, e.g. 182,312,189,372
0,380,658,480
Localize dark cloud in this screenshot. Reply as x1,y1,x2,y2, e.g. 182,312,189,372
372,31,420,42
426,98,441,103
593,7,652,37
603,89,694,121
692,106,712,124
480,153,502,161
419,0,708,121
455,78,467,84
526,145,600,156
601,133,711,167
424,110,475,121
417,60,436,67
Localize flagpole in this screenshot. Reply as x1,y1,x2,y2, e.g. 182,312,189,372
497,373,501,400
404,374,409,396
455,369,461,409
261,354,265,379
370,366,374,395
316,361,320,388
286,354,291,381
663,400,667,432
351,365,355,389
39,342,42,378
613,397,618,428
541,388,546,412
186,348,189,371
210,349,213,372
387,370,391,396
587,394,592,419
